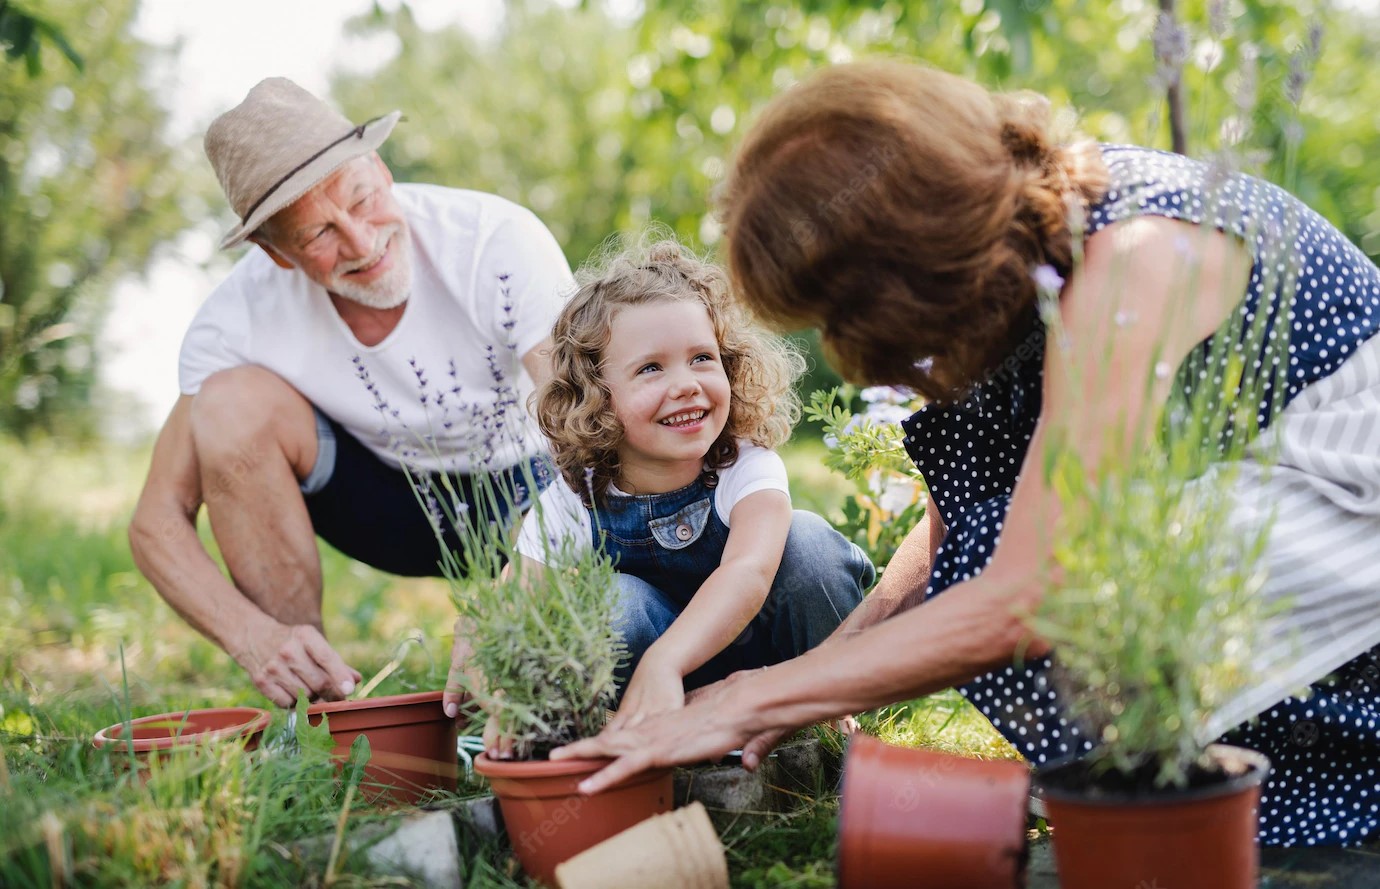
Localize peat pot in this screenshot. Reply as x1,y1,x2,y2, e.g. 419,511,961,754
837,733,1030,889
474,753,674,888
92,707,272,775
554,800,728,889
1035,743,1270,889
307,690,459,806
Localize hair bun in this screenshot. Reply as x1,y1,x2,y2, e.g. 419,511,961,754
995,91,1053,168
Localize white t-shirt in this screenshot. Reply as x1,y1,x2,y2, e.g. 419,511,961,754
178,185,573,473
515,443,790,565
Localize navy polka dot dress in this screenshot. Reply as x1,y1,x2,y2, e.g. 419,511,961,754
901,145,1380,846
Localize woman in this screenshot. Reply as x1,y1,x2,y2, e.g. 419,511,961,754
554,61,1380,845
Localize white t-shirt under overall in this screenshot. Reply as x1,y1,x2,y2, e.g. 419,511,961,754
515,443,790,565
178,185,573,473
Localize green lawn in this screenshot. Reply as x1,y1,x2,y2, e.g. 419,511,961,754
0,435,1016,887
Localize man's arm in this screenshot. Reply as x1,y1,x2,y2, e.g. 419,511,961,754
128,395,357,706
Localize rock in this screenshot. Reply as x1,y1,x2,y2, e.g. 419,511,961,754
672,736,845,827
364,810,462,888
448,794,504,840
293,809,462,888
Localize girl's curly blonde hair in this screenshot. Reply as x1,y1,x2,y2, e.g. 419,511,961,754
538,237,805,504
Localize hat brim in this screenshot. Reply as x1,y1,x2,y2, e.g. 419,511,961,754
219,110,402,250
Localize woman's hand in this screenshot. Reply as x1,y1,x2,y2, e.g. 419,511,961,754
608,657,686,732
553,666,803,794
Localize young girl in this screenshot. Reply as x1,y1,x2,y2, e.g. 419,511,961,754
516,240,874,729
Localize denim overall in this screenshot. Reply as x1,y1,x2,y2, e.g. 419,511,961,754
591,470,874,695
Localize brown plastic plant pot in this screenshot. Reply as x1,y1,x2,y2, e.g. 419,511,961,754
474,753,674,888
92,707,272,776
837,733,1030,889
1035,743,1269,889
306,690,459,806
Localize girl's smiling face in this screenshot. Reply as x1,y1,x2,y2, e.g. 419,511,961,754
602,299,731,492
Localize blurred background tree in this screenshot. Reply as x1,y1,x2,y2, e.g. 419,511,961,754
0,0,194,439
4,0,1378,436
329,0,1379,423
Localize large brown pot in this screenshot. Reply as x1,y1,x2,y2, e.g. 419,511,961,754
474,753,674,888
307,690,458,806
92,707,272,777
837,733,1030,889
1035,743,1269,889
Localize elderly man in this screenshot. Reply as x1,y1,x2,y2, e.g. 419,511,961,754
129,79,572,708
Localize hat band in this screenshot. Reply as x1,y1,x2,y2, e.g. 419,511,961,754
240,115,387,226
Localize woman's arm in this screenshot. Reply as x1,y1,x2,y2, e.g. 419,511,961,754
555,216,1251,791
612,489,793,726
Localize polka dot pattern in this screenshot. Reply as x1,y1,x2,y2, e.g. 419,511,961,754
899,145,1380,847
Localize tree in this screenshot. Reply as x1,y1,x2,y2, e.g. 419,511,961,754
0,0,83,76
0,0,192,437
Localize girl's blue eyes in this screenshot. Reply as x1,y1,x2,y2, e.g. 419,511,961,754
637,354,716,375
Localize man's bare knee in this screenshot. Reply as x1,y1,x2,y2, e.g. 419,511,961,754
191,367,317,479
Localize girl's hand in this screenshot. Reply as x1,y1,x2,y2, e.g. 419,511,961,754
482,711,516,760
608,659,685,731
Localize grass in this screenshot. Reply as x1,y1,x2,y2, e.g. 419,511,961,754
1,434,1017,887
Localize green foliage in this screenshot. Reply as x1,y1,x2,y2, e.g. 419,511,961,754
0,1,83,75
1027,211,1286,788
330,0,1379,272
437,477,627,759
1033,456,1275,787
0,0,200,437
803,386,926,571
399,375,625,760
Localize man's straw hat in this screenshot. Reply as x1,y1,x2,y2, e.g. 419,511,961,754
205,77,401,249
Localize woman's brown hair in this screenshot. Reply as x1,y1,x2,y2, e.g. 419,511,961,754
537,237,805,504
719,60,1108,402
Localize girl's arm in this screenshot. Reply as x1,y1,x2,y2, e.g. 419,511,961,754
611,488,793,727
555,216,1252,790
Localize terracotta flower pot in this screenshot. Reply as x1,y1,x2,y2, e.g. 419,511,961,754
1035,743,1269,889
307,690,459,806
837,733,1030,889
92,707,272,776
474,753,674,888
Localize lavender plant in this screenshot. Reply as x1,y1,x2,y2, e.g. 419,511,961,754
357,282,625,760
1027,230,1288,789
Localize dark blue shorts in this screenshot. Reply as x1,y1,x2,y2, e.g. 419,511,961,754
301,411,552,577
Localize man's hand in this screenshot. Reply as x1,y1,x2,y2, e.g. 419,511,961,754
236,619,360,708
444,615,478,719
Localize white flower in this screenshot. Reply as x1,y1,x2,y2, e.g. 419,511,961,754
864,403,912,426
1032,264,1065,294
860,386,914,406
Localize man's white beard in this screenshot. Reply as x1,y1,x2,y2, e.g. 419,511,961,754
329,224,413,309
